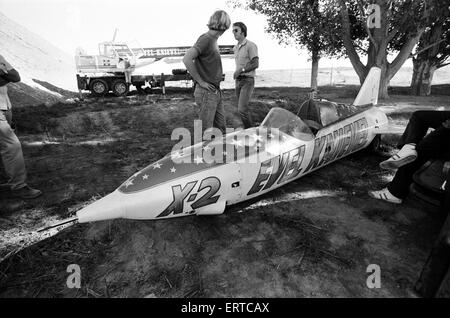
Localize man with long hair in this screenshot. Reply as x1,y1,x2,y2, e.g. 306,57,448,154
183,10,231,134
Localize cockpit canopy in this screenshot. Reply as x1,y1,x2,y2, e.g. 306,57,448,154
297,99,372,133
261,107,315,141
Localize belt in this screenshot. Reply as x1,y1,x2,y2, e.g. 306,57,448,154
195,81,220,89
237,75,253,79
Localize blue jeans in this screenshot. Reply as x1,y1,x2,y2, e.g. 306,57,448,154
235,76,255,129
0,110,27,190
193,85,226,134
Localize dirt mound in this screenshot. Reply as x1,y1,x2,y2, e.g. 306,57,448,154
7,82,66,108
32,79,79,99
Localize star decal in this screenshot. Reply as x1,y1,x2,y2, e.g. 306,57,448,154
124,178,134,188
252,134,263,142
142,174,149,180
153,162,162,169
230,139,243,147
194,155,204,165
255,141,263,149
170,167,176,173
171,151,182,159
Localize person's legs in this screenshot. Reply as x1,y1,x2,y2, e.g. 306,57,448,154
193,85,220,132
236,77,254,129
442,170,450,213
213,90,226,134
399,110,450,147
388,127,450,199
125,70,132,84
235,79,242,126
0,112,27,190
387,158,428,199
380,111,450,170
0,110,41,199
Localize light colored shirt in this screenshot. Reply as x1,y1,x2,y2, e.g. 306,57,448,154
233,39,258,77
0,86,11,110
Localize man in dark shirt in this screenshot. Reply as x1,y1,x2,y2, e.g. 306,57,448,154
0,54,42,199
183,10,231,135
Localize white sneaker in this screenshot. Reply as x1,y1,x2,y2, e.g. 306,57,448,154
379,144,417,170
368,188,403,204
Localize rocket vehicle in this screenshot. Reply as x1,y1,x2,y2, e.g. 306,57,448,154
41,67,400,230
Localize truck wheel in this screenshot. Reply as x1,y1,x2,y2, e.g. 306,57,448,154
112,79,129,97
90,79,108,96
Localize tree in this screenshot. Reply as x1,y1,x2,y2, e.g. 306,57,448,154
230,0,345,90
336,0,436,99
231,0,440,99
409,7,450,96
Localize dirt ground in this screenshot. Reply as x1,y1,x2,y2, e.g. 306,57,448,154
0,85,449,298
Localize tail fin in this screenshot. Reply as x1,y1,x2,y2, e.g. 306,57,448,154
353,67,381,106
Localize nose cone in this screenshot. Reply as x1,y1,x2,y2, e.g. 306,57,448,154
77,191,125,223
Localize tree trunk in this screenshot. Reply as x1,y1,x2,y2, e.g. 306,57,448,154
411,58,437,96
379,62,390,100
310,53,320,90
338,0,425,101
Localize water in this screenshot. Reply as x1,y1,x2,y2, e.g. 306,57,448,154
220,66,450,89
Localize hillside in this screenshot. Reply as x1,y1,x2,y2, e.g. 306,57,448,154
0,11,77,107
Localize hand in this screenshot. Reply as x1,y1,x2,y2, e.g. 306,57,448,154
0,63,8,74
443,161,450,175
233,70,241,80
198,81,216,92
443,119,450,129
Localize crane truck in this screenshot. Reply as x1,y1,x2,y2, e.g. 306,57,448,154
75,42,234,97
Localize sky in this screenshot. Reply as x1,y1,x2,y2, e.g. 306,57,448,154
0,0,354,70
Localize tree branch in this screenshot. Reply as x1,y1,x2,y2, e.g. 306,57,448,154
338,0,366,79
387,1,420,43
411,38,446,58
389,28,425,80
437,62,450,69
435,54,450,66
386,27,399,43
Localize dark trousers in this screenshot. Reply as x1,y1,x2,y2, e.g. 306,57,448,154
235,76,255,129
443,172,450,213
388,111,450,199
